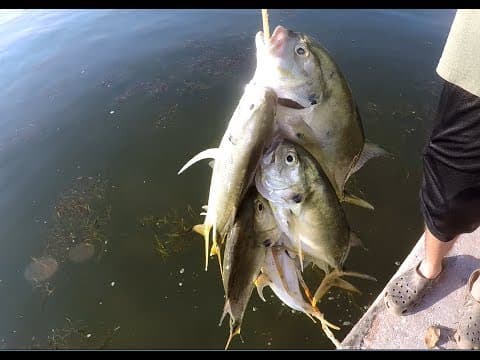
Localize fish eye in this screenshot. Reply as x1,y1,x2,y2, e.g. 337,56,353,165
258,202,264,212
285,152,297,165
295,45,306,56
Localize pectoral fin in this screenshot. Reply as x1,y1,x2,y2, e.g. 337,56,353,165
178,148,219,175
288,218,304,272
347,142,392,179
343,192,374,210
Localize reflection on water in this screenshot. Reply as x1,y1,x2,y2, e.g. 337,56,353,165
0,9,456,349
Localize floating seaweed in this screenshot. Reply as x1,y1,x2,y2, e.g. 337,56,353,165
182,40,252,79
25,317,121,349
44,175,112,264
139,205,198,260
155,103,179,129
114,78,169,104
25,175,112,291
68,243,96,263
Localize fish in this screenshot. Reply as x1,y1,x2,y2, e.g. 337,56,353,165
220,189,281,349
255,245,341,348
178,82,277,271
255,140,352,269
253,25,389,207
255,140,375,304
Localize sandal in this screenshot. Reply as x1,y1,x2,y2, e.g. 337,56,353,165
384,261,442,316
454,269,480,350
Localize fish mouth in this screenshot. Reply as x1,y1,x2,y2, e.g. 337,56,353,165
257,26,294,55
278,97,305,109
256,26,288,45
269,25,288,52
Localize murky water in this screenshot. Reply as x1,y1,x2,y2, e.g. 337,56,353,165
0,9,455,349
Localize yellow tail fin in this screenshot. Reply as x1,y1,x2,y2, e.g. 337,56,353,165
224,322,241,350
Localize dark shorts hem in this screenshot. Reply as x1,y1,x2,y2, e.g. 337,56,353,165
419,80,480,242
420,186,455,243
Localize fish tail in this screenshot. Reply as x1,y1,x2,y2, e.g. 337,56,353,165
224,321,241,350
309,307,341,348
312,310,340,331
219,300,230,327
320,319,341,349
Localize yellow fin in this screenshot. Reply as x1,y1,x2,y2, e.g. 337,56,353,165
212,243,223,280
192,224,204,235
295,267,314,303
312,269,376,307
192,223,212,271
254,273,271,302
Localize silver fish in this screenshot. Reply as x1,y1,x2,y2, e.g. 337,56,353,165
255,245,341,348
253,25,389,207
178,83,277,271
220,189,281,349
255,140,375,304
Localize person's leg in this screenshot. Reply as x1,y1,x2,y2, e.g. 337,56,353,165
384,80,480,317
418,227,456,279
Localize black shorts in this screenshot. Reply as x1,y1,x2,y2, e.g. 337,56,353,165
420,81,480,242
